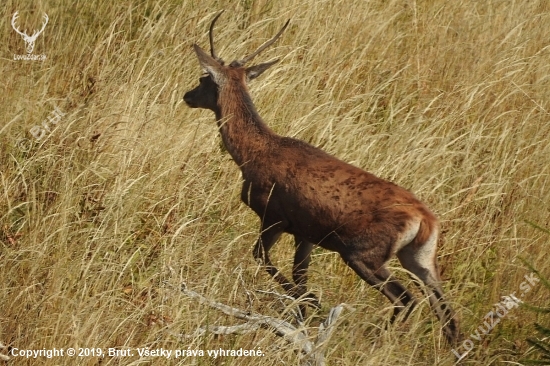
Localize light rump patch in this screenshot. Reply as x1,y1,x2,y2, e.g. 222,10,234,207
392,218,421,254
182,12,460,345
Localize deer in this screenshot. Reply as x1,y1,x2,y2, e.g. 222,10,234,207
183,12,460,345
11,12,49,54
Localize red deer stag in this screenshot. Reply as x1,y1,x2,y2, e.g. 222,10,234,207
183,12,459,345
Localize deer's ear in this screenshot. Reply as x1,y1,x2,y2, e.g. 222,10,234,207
193,44,224,83
245,59,279,81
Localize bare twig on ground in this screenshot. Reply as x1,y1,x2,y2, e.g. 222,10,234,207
174,282,352,366
0,342,10,361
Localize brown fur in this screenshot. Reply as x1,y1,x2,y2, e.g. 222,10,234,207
183,15,460,345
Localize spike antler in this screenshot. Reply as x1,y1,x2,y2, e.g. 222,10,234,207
209,11,224,63
237,19,290,66
207,11,289,67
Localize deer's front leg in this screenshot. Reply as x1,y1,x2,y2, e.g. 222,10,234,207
252,221,295,294
293,237,320,314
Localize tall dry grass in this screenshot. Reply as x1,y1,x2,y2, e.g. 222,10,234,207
1,0,550,364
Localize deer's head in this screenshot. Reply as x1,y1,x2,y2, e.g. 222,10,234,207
184,12,289,113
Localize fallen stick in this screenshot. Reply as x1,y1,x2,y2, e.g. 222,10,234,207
0,342,9,361
178,282,352,365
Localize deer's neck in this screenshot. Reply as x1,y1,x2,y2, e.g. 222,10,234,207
216,84,274,166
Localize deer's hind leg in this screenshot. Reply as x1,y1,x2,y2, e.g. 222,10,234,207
396,229,460,344
340,251,418,322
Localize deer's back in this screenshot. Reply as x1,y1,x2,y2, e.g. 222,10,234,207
240,135,436,249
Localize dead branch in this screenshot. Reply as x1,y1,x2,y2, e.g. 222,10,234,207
0,342,9,361
177,283,351,365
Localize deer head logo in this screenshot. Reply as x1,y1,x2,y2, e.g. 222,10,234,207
11,12,48,54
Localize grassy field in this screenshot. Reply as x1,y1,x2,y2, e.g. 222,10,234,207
2,0,550,364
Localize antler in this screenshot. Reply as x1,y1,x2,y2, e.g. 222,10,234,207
11,12,27,38
31,13,49,39
238,19,290,65
209,11,224,62
11,12,48,40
